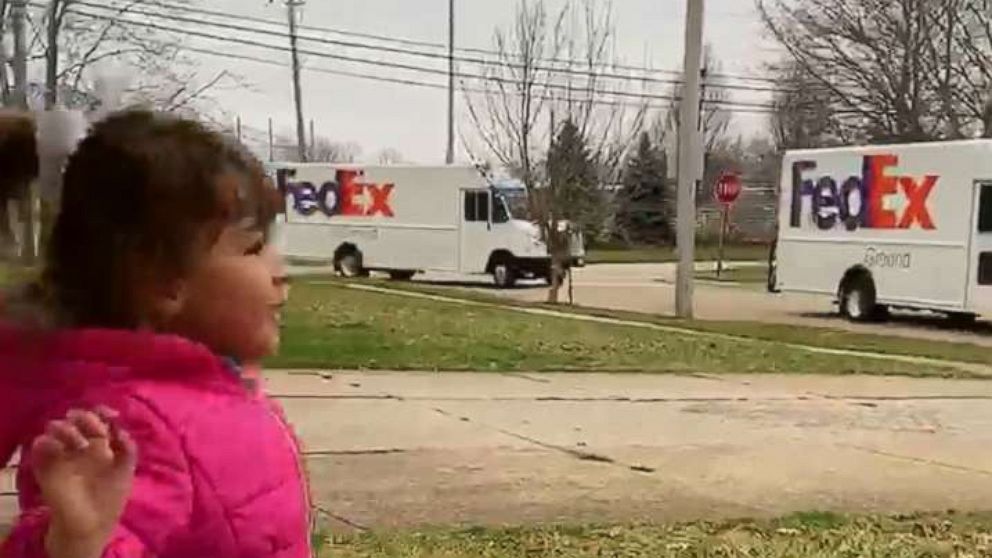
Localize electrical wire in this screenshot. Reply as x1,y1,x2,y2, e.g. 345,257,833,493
46,4,785,111
76,0,789,89
179,45,781,114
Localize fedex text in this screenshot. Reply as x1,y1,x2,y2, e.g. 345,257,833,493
278,168,395,218
789,155,937,232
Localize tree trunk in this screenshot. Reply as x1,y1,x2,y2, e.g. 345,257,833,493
0,200,13,260
546,254,564,304
545,228,566,304
983,98,992,138
547,277,560,303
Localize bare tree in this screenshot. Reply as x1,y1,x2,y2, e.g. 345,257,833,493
311,138,361,164
375,148,404,165
0,0,10,105
463,0,645,303
274,133,362,163
767,60,845,151
463,0,565,188
462,0,565,301
665,47,731,154
757,0,992,142
937,1,992,137
0,0,237,114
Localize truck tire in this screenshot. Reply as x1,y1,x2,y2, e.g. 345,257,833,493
388,270,416,281
766,262,778,293
335,249,366,278
492,261,517,289
766,242,779,293
839,275,877,322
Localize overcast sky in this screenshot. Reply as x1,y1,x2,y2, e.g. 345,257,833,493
185,0,781,164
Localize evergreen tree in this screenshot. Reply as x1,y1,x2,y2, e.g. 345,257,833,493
616,132,670,245
545,118,602,242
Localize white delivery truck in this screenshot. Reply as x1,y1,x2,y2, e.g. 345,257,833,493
775,140,992,322
270,164,585,287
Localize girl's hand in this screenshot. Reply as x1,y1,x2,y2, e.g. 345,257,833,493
32,408,137,558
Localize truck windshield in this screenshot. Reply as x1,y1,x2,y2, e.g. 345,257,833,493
496,189,530,221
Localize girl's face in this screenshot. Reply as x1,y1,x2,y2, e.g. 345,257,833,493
158,222,288,364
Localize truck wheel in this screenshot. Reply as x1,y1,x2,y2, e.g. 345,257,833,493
766,242,780,293
492,261,517,289
388,270,416,281
335,250,366,278
840,276,877,322
766,262,779,293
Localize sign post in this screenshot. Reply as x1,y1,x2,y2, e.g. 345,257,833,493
714,171,742,278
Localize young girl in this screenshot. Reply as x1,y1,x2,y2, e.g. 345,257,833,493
0,110,309,558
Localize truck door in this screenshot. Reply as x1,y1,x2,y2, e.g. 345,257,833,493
967,181,992,315
460,189,491,273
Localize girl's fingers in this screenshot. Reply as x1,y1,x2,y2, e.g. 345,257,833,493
65,409,110,439
110,426,138,470
31,434,68,464
93,406,120,422
46,420,90,451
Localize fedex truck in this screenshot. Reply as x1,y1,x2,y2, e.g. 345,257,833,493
270,164,585,287
775,140,992,322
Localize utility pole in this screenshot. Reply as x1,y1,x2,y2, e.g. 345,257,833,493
12,0,35,264
286,0,308,162
445,0,455,164
309,118,314,160
268,117,274,162
675,0,705,319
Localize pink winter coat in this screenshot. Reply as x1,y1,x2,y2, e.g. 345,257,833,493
0,325,311,558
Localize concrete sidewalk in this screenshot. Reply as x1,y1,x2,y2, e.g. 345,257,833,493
5,371,992,531
279,371,992,530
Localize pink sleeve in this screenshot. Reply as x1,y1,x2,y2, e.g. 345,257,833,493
1,393,194,558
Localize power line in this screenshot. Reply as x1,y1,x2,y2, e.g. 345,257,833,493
50,5,785,110
70,0,788,94
76,0,787,89
179,45,781,115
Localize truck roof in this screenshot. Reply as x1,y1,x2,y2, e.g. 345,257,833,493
785,138,992,158
265,162,480,171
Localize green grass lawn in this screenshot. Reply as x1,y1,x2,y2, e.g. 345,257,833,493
557,306,992,370
694,265,769,285
354,278,992,370
587,244,770,265
0,263,33,289
323,512,992,557
267,279,960,377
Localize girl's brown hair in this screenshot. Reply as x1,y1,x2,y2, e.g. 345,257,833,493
43,109,278,329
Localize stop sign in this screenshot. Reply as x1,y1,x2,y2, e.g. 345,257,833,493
714,172,743,205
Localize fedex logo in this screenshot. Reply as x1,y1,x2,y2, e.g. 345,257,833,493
277,168,395,218
790,155,937,231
